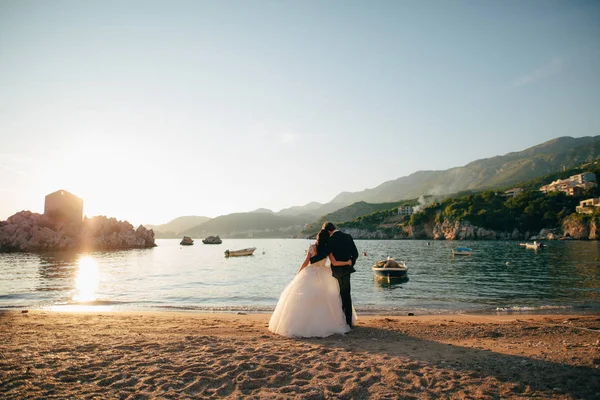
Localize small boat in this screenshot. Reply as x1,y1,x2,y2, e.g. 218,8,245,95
224,247,256,257
452,247,472,256
372,257,408,281
180,236,194,246
523,241,542,250
202,235,222,244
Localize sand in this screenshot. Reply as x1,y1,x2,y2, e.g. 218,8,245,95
1,311,599,399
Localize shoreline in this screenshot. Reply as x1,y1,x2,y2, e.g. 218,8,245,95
5,304,600,317
4,303,600,319
3,310,599,399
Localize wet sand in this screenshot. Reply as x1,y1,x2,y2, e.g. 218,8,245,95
1,311,599,399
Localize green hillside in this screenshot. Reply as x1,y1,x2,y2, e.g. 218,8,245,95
335,160,600,236
302,200,416,235
328,135,600,207
143,136,600,239
507,161,600,192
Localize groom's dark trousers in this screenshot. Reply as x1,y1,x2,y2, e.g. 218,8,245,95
310,231,359,327
336,274,353,327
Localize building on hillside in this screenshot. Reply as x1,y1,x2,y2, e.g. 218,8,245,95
570,172,596,184
504,188,523,197
44,189,84,224
576,198,600,214
397,206,414,217
539,172,597,196
540,179,573,194
564,186,584,197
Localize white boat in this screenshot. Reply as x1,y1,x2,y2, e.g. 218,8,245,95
523,241,542,250
372,258,408,281
224,247,256,257
452,247,472,256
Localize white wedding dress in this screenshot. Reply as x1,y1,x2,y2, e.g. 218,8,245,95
269,256,357,338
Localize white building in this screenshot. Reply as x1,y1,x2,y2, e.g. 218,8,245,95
576,198,600,214
397,206,414,217
504,188,523,197
539,172,597,195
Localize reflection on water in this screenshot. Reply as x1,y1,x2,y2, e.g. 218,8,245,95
73,256,100,302
0,239,599,314
373,277,409,290
36,251,80,292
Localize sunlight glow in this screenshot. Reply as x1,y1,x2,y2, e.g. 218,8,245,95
73,256,100,302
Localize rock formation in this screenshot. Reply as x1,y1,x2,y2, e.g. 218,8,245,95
180,236,194,245
344,215,600,241
202,235,222,244
0,211,156,252
561,214,600,240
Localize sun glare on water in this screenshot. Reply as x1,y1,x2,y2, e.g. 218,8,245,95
73,256,100,303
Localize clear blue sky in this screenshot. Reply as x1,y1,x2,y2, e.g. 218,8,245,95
1,0,599,225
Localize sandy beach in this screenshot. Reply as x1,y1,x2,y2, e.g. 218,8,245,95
1,311,599,399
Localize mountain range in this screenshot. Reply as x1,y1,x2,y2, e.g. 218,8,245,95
146,135,600,238
328,135,600,206
145,216,211,238
183,212,309,238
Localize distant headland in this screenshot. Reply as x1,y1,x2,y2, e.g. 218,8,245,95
0,189,156,253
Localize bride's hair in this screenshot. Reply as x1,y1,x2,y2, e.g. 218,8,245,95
316,229,329,252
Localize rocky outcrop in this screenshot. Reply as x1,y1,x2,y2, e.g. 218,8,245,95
590,218,600,240
530,228,560,240
180,236,194,245
0,211,156,252
398,219,513,240
561,214,600,240
401,221,436,239
202,235,222,244
429,219,515,240
344,216,591,241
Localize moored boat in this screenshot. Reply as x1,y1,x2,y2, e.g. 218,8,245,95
202,235,222,244
523,241,542,250
224,247,256,257
372,257,408,281
180,236,194,246
452,247,472,256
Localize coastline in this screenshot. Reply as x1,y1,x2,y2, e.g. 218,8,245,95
24,303,600,317
2,311,599,399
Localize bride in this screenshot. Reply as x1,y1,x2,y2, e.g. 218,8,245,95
269,229,357,338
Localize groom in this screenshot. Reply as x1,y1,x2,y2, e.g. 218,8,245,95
309,221,359,327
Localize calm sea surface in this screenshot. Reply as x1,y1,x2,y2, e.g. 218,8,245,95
1,239,599,315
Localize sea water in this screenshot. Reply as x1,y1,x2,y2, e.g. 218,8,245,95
1,239,599,315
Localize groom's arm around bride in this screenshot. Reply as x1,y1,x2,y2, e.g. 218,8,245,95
309,221,358,328
309,225,358,277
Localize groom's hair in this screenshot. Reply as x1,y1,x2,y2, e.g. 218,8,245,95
322,221,336,232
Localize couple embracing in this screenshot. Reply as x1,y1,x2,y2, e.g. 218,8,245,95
269,221,359,338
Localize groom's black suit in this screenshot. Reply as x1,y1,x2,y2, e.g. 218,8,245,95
310,231,358,326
